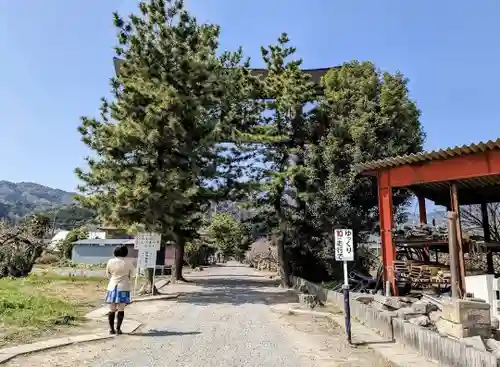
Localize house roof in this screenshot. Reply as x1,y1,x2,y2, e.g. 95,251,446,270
354,138,500,173
113,58,333,87
50,230,70,243
73,239,135,246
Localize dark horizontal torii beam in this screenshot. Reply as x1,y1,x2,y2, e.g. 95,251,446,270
113,58,334,91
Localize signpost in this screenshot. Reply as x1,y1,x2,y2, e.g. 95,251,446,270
133,232,162,297
335,229,354,345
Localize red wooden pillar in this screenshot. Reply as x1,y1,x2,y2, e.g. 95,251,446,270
378,171,396,295
418,195,427,224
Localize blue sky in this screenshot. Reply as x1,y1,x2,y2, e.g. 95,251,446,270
0,0,499,194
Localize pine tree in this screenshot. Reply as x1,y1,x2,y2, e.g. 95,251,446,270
76,0,254,289
239,34,315,287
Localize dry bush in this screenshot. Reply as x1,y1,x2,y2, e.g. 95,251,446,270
0,215,50,277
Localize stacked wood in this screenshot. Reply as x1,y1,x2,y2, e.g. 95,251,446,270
393,259,452,290
432,269,451,284
409,263,432,288
393,224,448,242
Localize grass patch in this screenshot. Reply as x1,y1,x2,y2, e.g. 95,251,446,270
0,272,107,346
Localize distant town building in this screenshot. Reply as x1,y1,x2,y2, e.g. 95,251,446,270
48,230,70,251
71,225,175,267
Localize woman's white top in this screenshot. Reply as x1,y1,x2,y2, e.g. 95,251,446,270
106,257,134,291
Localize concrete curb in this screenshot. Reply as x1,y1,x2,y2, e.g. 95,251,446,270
270,305,332,318
326,313,439,367
0,334,113,364
132,293,179,303
0,311,143,364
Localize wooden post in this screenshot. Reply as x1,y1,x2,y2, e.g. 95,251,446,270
378,172,396,295
450,182,466,292
448,182,465,291
417,194,430,260
418,194,427,225
448,211,461,298
481,202,494,274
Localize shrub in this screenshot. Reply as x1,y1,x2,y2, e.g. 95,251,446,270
36,253,59,265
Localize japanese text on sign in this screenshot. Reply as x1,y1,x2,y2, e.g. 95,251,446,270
135,232,161,251
138,249,156,268
334,229,354,261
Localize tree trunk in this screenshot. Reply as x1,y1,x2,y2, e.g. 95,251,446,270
276,226,291,288
138,268,160,295
171,239,187,282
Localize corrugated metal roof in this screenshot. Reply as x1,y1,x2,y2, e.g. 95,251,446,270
73,239,135,246
410,174,500,206
355,138,500,173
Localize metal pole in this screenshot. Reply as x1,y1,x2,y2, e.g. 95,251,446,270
342,261,352,345
152,266,156,296
133,263,139,299
447,211,460,298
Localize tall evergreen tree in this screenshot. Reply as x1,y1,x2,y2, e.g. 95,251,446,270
75,0,255,288
240,34,315,286
290,61,425,279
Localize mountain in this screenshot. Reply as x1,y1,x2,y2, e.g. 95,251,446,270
405,209,447,226
0,180,75,220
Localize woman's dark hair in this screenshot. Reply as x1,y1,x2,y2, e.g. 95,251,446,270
114,245,129,258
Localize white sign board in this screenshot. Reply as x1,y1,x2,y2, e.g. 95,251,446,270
334,229,354,262
137,249,157,269
135,232,161,251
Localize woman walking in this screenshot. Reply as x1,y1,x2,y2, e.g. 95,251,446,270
105,245,134,334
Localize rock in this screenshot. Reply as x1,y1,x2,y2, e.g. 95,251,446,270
464,297,487,303
298,284,308,294
462,336,487,351
353,295,374,305
429,311,443,323
485,338,500,357
397,307,423,320
440,299,491,326
373,295,408,310
299,293,319,309
435,318,492,339
492,317,500,330
412,300,438,314
400,296,419,304
372,301,393,312
408,315,430,327
493,329,500,341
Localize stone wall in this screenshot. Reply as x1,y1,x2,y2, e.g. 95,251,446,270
289,275,498,367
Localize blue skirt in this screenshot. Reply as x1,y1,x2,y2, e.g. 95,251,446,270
105,286,131,304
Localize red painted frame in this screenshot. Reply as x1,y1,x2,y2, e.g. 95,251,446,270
373,149,500,295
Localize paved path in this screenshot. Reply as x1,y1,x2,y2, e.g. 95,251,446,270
6,263,391,367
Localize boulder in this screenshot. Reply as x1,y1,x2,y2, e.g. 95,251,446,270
485,338,500,357
373,295,408,310
435,318,492,339
491,317,500,330
408,315,430,327
353,295,374,305
397,307,423,320
299,293,319,309
429,311,443,323
462,336,487,351
411,300,438,314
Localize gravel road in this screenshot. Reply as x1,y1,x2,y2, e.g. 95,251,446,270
7,263,389,367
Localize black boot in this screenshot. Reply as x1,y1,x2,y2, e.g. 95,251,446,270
108,312,116,334
116,311,124,334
